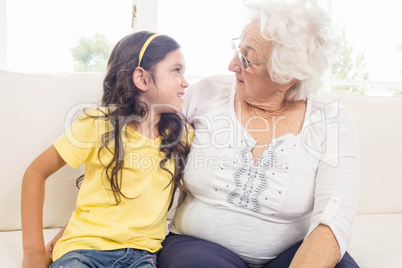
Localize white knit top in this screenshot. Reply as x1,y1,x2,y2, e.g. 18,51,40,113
169,75,360,267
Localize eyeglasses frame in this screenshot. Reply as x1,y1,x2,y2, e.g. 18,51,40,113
231,38,268,70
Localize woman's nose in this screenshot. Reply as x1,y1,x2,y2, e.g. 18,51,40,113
228,53,241,73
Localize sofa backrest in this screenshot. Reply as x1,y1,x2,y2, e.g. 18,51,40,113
320,91,402,215
1,71,401,232
0,70,104,231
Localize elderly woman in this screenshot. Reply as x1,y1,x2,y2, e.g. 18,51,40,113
158,0,359,267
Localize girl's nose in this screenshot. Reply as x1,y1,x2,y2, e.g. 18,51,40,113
181,76,189,88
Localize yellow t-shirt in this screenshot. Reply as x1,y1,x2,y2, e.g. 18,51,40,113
52,109,192,261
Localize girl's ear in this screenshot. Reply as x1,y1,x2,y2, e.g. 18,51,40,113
133,67,148,92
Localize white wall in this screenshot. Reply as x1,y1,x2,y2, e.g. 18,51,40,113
0,0,7,69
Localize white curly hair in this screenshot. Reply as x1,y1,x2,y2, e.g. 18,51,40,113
245,0,339,101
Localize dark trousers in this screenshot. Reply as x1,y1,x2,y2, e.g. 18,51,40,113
158,233,359,268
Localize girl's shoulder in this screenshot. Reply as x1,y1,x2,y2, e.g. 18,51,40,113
182,122,195,144
79,107,109,119
70,107,112,135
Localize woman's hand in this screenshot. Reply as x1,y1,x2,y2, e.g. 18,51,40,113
45,225,66,258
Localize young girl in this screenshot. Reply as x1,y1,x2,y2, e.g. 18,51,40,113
21,31,192,268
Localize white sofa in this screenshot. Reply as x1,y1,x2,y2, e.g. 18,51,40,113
1,70,401,268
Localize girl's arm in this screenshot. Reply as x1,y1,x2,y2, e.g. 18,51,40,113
21,145,66,268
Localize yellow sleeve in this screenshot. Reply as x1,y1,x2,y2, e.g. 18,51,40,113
53,109,106,169
183,122,195,146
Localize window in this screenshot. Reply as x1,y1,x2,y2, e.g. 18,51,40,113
156,0,402,96
328,0,402,96
157,0,243,79
3,0,132,73
1,0,243,77
2,0,401,96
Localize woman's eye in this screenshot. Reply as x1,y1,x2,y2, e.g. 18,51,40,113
174,68,180,73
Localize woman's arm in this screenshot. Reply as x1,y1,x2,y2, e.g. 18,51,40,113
21,145,66,268
291,104,360,267
290,224,340,268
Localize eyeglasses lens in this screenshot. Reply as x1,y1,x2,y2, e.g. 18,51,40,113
239,53,247,70
232,38,248,70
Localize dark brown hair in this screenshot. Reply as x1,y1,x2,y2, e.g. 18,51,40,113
77,31,191,206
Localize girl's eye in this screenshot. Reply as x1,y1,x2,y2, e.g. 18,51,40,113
174,68,181,73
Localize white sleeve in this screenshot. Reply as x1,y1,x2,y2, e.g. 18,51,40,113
182,75,235,123
306,102,360,259
182,78,199,123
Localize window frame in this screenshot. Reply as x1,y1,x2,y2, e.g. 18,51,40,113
131,0,158,33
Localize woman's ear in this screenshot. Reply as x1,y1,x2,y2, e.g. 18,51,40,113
279,79,298,92
133,67,148,92
288,79,298,89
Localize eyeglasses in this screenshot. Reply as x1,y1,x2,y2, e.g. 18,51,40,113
231,38,267,70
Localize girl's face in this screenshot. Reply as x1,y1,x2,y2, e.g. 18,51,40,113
148,49,188,114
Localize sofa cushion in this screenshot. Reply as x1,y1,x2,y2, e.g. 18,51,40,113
2,215,401,268
0,70,104,231
0,228,61,267
348,214,402,268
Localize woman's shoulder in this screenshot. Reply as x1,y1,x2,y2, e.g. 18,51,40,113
183,75,235,120
308,93,354,122
186,75,235,101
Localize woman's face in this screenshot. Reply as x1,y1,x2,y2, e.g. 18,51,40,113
228,20,285,105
